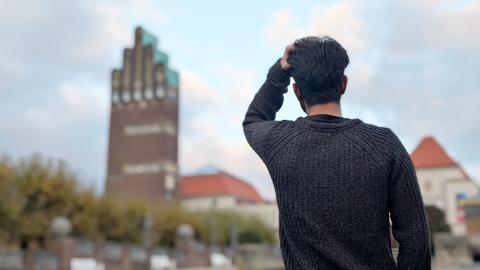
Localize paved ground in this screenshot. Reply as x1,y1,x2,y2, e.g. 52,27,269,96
434,267,480,270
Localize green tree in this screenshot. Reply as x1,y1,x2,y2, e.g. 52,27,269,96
14,154,77,247
425,205,450,255
238,229,262,244
152,204,200,247
119,200,147,243
95,196,148,244
425,205,450,233
0,157,19,245
96,196,125,242
194,210,277,246
70,190,100,240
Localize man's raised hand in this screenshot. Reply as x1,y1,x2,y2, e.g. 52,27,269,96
280,44,295,71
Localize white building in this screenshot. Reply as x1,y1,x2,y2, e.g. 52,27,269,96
411,136,478,235
179,170,279,231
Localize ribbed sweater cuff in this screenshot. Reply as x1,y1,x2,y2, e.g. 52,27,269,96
267,58,291,90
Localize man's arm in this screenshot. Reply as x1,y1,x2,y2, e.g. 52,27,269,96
388,130,432,269
242,57,291,161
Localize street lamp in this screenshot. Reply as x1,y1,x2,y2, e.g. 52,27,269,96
49,216,72,270
143,212,154,269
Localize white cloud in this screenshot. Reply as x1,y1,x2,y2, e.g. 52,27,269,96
213,65,258,103
262,2,366,52
180,69,223,109
25,108,55,131
60,82,108,117
179,63,274,198
180,118,274,199
262,9,299,48
0,0,133,191
386,0,480,55
441,2,480,48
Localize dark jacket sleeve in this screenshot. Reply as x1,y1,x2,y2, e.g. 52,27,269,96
387,130,432,269
242,59,291,162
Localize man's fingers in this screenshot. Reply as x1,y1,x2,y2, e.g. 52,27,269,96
283,44,295,58
280,44,295,70
286,44,295,53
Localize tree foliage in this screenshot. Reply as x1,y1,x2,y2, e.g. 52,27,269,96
0,154,277,249
0,154,76,246
193,210,277,246
425,205,450,233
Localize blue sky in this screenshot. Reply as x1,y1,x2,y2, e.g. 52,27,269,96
1,0,479,199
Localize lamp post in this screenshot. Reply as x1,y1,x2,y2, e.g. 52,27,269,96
229,224,239,262
176,224,194,268
143,212,153,270
50,216,72,270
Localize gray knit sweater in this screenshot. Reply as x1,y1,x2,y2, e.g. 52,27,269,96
242,59,431,269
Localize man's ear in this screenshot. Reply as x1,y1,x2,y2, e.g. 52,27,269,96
293,83,307,113
340,75,348,96
293,83,303,101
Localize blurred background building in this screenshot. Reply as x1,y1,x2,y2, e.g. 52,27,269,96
411,136,479,235
105,27,180,202
180,170,279,231
463,196,480,234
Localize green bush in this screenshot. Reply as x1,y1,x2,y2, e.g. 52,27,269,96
238,229,262,244
192,210,277,246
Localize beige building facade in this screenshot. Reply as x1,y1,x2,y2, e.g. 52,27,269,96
411,136,478,235
180,171,279,231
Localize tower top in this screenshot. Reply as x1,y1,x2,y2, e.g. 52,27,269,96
111,26,179,105
134,27,178,88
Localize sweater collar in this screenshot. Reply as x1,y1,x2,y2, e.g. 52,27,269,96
305,113,349,123
295,115,362,132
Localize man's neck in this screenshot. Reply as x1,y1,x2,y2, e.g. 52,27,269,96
306,102,342,117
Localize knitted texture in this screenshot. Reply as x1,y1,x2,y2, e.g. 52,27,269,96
243,59,432,270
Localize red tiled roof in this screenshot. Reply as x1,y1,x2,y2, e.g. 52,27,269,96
411,136,457,168
180,172,264,203
410,136,470,179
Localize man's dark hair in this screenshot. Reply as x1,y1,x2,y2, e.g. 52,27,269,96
288,36,349,105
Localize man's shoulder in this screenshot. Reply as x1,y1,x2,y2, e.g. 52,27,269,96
267,119,296,130
355,120,397,139
351,120,404,153
244,119,297,140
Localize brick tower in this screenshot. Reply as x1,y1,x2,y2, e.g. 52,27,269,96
106,27,179,201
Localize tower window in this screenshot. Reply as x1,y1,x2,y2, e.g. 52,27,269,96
122,91,131,102
112,92,120,104
424,180,432,193
156,85,166,98
165,173,175,191
145,87,154,100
